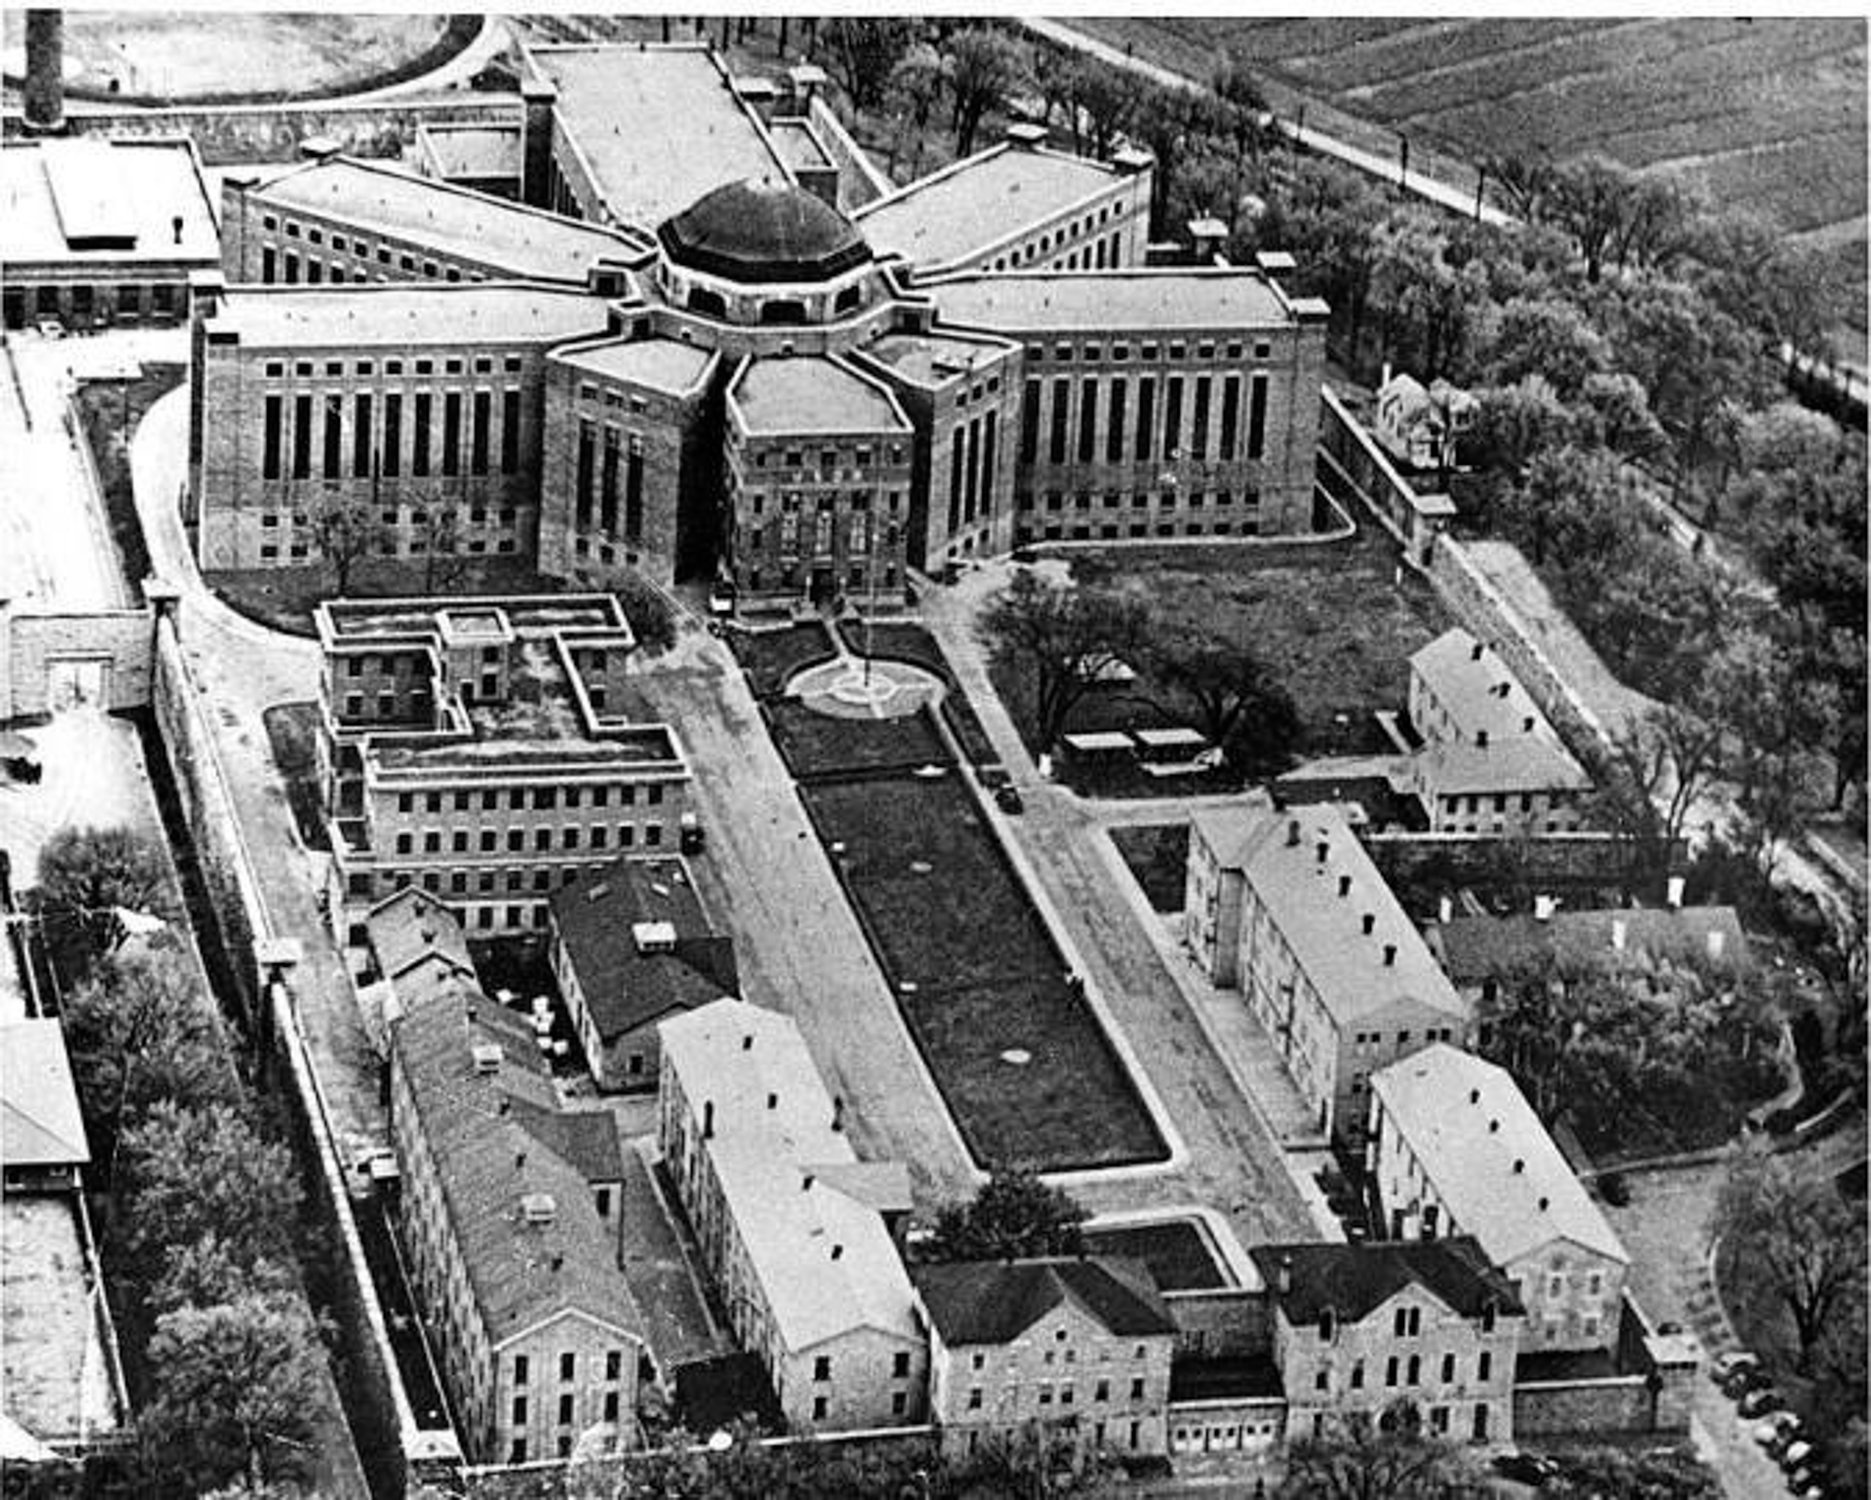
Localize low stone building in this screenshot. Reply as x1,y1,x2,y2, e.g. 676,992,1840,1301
913,1257,1178,1460
1367,1045,1631,1357
1250,1237,1524,1446
1405,628,1591,836
657,999,924,1434
547,856,738,1092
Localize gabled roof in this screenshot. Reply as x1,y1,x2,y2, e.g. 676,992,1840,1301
659,1000,919,1353
1249,1236,1524,1326
549,858,738,1042
391,998,642,1349
1189,803,1468,1030
0,1020,88,1169
1370,1044,1628,1266
1409,628,1589,794
1433,906,1748,986
911,1257,1176,1347
366,887,474,984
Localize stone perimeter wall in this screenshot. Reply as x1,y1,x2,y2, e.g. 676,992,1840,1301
3,96,521,165
148,612,425,1497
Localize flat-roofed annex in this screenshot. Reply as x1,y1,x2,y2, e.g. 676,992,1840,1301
204,283,615,349
244,156,649,284
928,268,1292,332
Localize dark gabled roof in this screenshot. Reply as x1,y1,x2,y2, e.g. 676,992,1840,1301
1434,906,1750,987
549,858,738,1041
1249,1238,1524,1327
911,1257,1175,1347
658,178,870,285
507,1099,624,1184
390,998,643,1348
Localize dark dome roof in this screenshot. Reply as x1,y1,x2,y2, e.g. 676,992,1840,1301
658,179,870,285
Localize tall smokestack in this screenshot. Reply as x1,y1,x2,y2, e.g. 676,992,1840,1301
24,11,66,136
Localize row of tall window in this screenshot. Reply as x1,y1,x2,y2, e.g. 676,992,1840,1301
262,388,522,483
1021,372,1268,468
573,420,647,542
946,408,999,534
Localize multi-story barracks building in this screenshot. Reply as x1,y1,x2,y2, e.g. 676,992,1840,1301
191,108,1330,609
311,594,691,948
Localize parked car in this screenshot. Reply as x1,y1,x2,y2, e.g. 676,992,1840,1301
1755,1413,1803,1450
1739,1386,1785,1417
994,783,1025,814
1712,1351,1760,1385
1491,1452,1559,1485
1723,1363,1771,1398
1781,1440,1814,1471
1597,1169,1631,1206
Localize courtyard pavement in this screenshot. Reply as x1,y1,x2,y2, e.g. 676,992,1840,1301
918,562,1324,1245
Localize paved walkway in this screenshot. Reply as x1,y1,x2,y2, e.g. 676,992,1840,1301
131,384,388,1177
919,562,1324,1244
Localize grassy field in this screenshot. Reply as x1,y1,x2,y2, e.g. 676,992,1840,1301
764,700,949,782
2,12,452,102
1069,529,1450,759
725,623,838,699
801,773,1165,1171
1077,16,1866,339
207,557,567,637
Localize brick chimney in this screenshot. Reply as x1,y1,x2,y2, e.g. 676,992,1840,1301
23,10,65,136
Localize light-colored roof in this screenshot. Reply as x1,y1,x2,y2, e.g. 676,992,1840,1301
206,284,613,349
556,337,716,395
1371,1043,1627,1266
1189,803,1467,1030
248,157,641,283
731,356,910,436
857,329,1016,389
1,138,219,267
856,142,1122,270
929,268,1290,334
1411,628,1589,794
530,44,787,232
0,1020,88,1170
2,1197,123,1446
659,1000,920,1353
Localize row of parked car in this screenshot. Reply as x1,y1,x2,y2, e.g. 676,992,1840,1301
1712,1351,1827,1498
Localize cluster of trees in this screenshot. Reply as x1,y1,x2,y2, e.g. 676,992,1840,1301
1474,946,1786,1156
980,570,1298,777
40,829,327,1497
1716,1146,1868,1499
921,1169,1090,1263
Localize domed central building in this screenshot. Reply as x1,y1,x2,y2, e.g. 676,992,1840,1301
538,176,1024,608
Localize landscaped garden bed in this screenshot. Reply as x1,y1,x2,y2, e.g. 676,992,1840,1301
800,772,1165,1172
764,699,950,782
725,622,838,699
1109,824,1191,915
1082,1218,1233,1292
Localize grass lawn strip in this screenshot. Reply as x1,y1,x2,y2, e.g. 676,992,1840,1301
764,699,949,782
724,622,838,699
1082,1220,1232,1292
798,771,1165,1172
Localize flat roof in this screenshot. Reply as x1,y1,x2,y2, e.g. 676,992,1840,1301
1,138,219,267
250,157,639,283
558,336,715,394
2,1198,123,1447
1,1020,88,1169
207,284,612,348
732,356,909,436
930,269,1291,334
766,117,832,175
531,44,787,232
856,143,1119,270
859,328,1014,389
